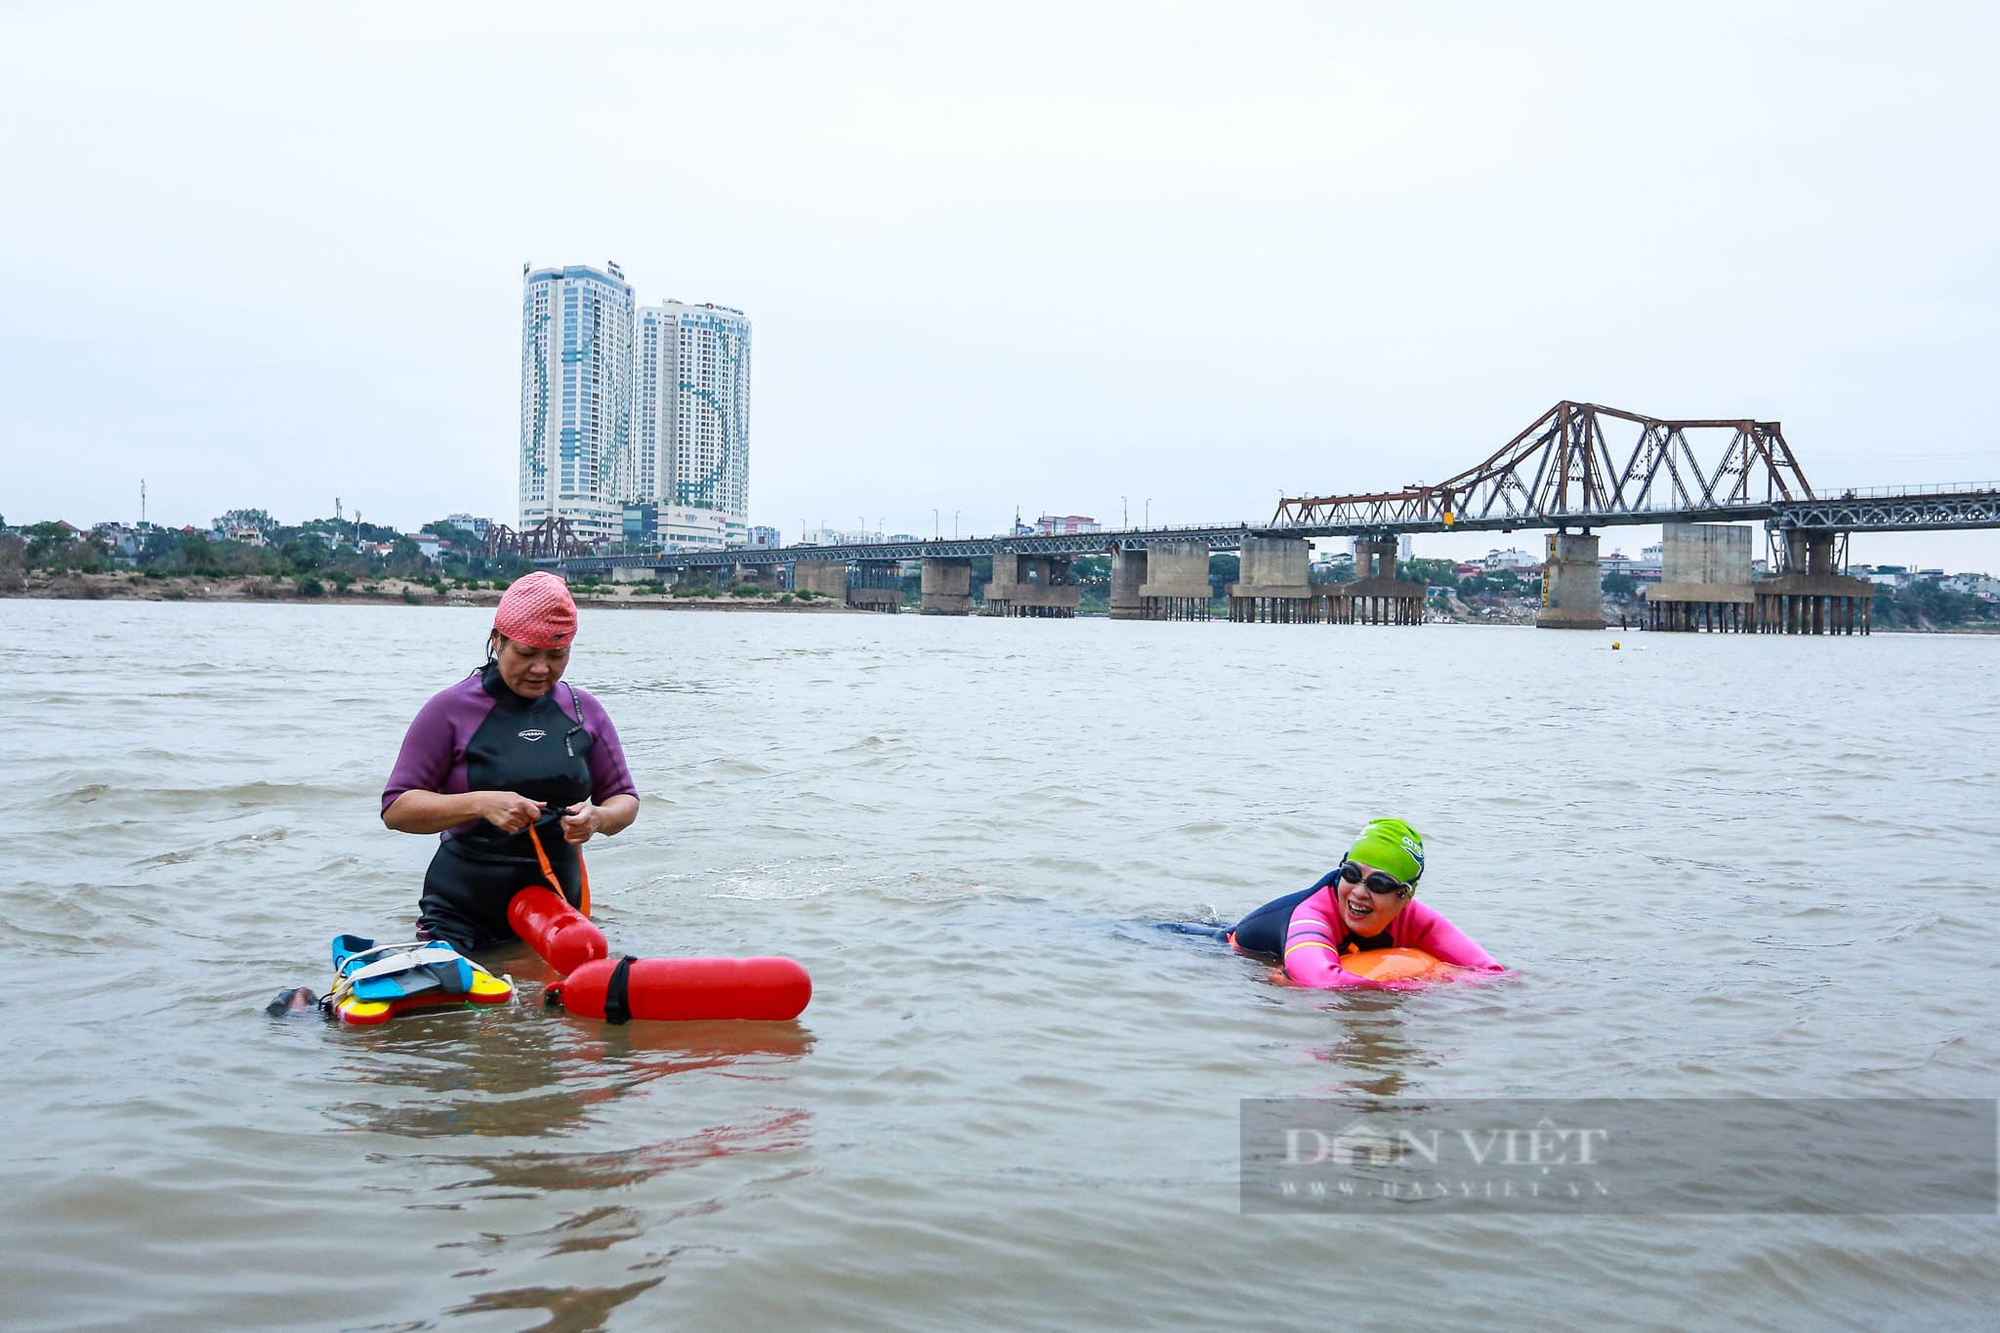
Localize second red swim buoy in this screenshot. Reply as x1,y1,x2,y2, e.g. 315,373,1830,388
548,955,812,1023
507,886,609,975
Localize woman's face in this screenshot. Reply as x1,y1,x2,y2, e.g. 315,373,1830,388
1335,861,1411,936
492,635,570,698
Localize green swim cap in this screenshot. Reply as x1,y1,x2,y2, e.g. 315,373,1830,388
1346,818,1425,889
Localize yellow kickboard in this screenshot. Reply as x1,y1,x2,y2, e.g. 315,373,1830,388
334,968,514,1026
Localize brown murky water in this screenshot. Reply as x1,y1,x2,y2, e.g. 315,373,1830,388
3,600,1996,1330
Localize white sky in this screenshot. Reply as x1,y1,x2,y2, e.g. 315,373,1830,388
4,1,1997,571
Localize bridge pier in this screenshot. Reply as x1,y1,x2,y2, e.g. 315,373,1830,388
793,559,849,601
984,553,1081,618
1228,536,1314,623
1109,548,1147,620
732,562,782,591
1139,542,1214,620
847,561,904,613
920,557,971,615
1753,532,1872,634
1317,537,1424,625
1643,523,1755,633
1536,532,1605,630
667,563,718,591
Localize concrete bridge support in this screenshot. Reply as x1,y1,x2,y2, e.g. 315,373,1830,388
1644,523,1755,632
1536,532,1605,630
1109,548,1148,620
847,561,904,613
1316,536,1424,624
984,553,1081,618
1753,532,1873,634
662,563,716,591
732,562,783,591
1228,536,1314,622
793,559,849,601
920,557,972,615
1139,542,1214,620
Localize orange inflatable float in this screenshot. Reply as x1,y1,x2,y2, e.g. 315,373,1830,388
1335,947,1454,984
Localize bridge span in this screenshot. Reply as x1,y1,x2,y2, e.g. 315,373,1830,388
549,402,2000,634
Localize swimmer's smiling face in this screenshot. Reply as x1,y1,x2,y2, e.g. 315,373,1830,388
1335,861,1411,936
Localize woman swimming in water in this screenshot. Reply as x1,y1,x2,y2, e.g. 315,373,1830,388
1227,819,1503,987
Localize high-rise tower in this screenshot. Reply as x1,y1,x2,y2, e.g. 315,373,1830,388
634,301,752,548
519,262,635,542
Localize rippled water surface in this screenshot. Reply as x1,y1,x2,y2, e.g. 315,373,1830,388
3,600,1997,1331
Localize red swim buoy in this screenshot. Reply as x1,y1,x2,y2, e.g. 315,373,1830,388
549,955,812,1023
507,886,609,976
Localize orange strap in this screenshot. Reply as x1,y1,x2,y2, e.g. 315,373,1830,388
527,815,592,917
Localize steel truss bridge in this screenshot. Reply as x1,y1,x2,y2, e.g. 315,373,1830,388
552,401,1999,576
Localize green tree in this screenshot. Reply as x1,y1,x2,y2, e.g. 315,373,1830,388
1400,557,1460,588
1602,572,1639,598
1208,553,1239,598
1461,569,1521,596
213,508,277,533
1873,583,1995,629
386,536,426,579
22,522,81,568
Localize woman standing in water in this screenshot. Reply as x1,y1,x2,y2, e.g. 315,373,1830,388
381,572,639,952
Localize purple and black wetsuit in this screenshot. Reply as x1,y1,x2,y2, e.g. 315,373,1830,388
383,662,636,952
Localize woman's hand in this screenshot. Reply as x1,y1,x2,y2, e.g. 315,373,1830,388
562,794,639,844
477,791,547,834
561,801,603,844
384,789,543,835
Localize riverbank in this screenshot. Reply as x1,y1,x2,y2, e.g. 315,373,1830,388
12,569,1999,630
0,570,858,611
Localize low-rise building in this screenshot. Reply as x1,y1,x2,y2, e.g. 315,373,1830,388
1035,514,1100,536
1482,547,1540,574
1602,549,1663,583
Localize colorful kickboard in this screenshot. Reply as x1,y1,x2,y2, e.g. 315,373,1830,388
328,934,513,1026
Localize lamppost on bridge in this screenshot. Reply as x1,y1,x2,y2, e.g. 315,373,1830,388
953,510,960,538
933,508,939,540
1121,495,1128,528
1145,497,1152,528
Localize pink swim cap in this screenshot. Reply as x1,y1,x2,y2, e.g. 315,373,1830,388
493,572,577,649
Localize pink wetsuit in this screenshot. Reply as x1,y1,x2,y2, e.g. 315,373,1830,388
1281,887,1505,988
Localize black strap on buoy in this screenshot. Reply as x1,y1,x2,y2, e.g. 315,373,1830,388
603,955,640,1025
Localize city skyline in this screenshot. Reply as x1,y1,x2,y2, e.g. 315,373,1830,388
4,5,2000,571
636,298,752,547
518,262,754,550
518,262,635,542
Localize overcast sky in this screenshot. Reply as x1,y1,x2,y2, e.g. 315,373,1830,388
4,1,1997,569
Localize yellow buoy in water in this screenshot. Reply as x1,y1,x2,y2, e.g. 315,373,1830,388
1611,641,1621,649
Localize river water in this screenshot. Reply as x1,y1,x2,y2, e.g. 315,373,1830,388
2,600,1996,1330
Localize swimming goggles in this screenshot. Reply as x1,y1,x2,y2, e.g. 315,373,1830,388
1337,862,1412,898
